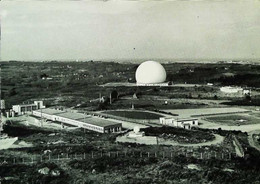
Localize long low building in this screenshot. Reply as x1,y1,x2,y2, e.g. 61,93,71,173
159,117,199,129
33,108,122,133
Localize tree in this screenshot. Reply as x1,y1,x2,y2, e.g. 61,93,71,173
214,95,218,100
9,88,17,96
245,95,251,102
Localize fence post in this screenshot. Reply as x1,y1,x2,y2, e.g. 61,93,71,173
31,157,34,164
13,158,16,164
92,152,94,158
116,151,119,157
58,154,60,160
140,152,142,158
200,152,203,159
170,152,173,158
108,152,111,158
155,152,157,157
124,151,127,157
148,152,150,158
22,158,24,163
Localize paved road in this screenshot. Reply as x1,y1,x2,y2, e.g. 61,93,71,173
200,117,260,152
160,134,224,147
117,132,224,147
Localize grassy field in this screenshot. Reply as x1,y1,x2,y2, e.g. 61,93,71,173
102,110,163,119
2,61,260,109
205,115,260,125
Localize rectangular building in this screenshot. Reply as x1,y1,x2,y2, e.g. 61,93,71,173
13,101,45,115
32,108,122,133
159,117,198,129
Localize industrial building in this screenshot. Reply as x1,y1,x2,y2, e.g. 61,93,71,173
159,117,199,129
12,101,45,115
32,108,122,133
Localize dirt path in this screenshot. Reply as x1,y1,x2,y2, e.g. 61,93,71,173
159,134,224,147
248,130,260,152
200,117,260,153
117,132,224,147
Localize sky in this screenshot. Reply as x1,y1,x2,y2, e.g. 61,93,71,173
0,0,260,62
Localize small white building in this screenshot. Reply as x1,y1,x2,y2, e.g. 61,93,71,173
220,86,251,96
0,100,5,110
12,101,45,115
220,86,243,94
159,117,199,129
128,126,145,138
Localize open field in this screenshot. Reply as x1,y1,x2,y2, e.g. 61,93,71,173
205,114,260,126
102,110,163,120
2,61,260,109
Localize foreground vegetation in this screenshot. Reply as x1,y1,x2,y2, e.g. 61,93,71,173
1,122,260,183
142,126,215,144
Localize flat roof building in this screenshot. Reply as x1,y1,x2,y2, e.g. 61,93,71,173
32,108,122,133
13,101,45,115
159,117,199,130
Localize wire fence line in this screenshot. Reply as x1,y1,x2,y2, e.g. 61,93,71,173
0,150,238,165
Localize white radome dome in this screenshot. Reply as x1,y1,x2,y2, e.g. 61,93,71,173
135,61,167,84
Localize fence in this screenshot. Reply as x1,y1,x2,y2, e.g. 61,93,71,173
0,150,239,165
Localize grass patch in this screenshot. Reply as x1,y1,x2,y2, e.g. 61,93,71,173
102,110,163,119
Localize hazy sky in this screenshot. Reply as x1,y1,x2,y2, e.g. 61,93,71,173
0,0,259,61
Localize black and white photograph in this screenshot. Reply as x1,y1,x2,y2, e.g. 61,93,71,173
0,0,260,183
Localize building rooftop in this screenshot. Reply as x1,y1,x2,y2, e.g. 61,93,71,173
34,108,121,128
34,108,64,115
161,117,198,121
57,111,90,120
13,104,37,107
78,117,121,127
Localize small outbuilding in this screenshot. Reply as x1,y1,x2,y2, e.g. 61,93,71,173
159,117,199,129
